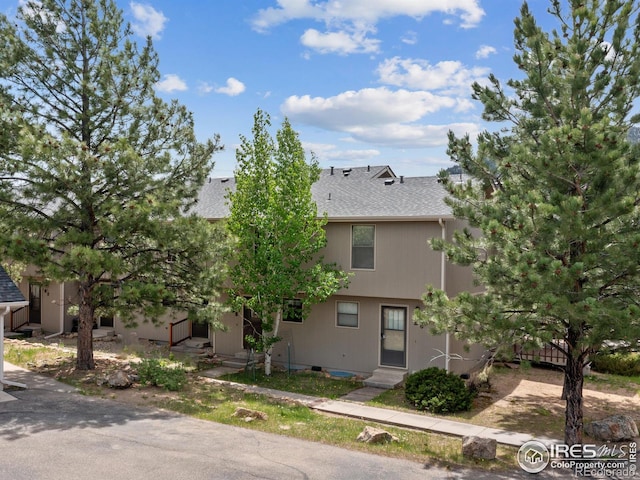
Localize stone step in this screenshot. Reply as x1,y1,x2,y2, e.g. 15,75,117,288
93,328,115,339
16,325,43,338
363,368,407,389
234,350,265,361
183,337,211,349
221,359,253,369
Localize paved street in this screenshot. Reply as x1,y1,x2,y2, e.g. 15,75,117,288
0,364,565,480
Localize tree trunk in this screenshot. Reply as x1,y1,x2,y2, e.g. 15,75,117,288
263,308,282,376
563,346,584,446
76,282,95,370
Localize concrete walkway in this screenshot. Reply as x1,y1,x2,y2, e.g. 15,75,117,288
199,368,559,448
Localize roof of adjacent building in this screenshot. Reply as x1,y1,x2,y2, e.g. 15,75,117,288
194,165,455,221
0,266,27,305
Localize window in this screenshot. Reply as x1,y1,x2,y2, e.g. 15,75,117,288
351,225,375,269
283,298,303,323
337,301,358,328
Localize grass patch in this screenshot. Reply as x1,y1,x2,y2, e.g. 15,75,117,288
4,341,74,366
0,339,525,472
585,372,640,391
221,369,362,399
150,379,518,472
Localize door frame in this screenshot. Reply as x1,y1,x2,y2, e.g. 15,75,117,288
28,283,42,324
379,304,408,369
242,305,262,350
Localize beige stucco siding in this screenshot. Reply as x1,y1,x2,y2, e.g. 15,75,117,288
268,295,441,376
323,221,444,299
16,274,78,334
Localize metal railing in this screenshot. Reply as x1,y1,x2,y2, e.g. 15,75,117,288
169,318,191,346
10,306,29,332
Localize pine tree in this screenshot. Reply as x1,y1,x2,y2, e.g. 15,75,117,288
0,0,228,370
417,0,640,446
227,110,350,375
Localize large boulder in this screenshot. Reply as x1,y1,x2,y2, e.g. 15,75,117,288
356,426,398,444
232,407,268,422
107,370,132,389
585,415,638,442
462,436,497,460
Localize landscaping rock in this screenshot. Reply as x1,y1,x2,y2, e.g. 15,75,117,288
107,370,132,389
356,426,398,444
462,436,497,460
232,407,268,421
585,415,638,442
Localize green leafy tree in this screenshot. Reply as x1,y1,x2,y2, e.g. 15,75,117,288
0,0,228,370
227,109,350,375
417,0,640,446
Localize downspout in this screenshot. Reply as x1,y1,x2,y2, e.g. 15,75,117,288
45,282,65,340
438,218,450,372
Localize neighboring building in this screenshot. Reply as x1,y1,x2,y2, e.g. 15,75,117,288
0,265,30,388
7,165,485,376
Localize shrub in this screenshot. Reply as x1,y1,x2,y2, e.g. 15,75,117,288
404,367,475,414
591,351,640,377
136,358,187,391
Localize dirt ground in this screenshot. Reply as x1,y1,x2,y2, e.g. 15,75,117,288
6,336,640,441
466,363,640,439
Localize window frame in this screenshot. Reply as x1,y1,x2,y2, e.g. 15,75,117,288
282,298,304,324
350,224,375,270
336,300,359,329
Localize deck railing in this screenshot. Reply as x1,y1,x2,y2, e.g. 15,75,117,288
10,306,29,332
169,318,191,346
514,340,567,366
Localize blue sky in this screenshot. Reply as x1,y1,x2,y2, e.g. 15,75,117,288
2,0,558,178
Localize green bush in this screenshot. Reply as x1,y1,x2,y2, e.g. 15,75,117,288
136,358,187,391
591,351,640,377
404,367,475,414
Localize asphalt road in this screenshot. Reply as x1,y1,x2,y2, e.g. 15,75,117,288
0,366,567,480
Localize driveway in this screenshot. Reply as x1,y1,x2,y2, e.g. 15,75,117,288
0,364,563,480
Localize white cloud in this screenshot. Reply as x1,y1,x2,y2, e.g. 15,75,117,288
282,87,458,129
301,28,380,55
197,82,214,94
130,2,167,39
302,142,381,162
346,122,479,147
252,0,485,32
215,78,246,96
377,57,490,95
19,0,66,32
155,74,187,93
475,45,497,59
401,31,418,45
282,87,480,148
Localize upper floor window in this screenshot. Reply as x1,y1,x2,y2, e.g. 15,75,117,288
351,225,375,269
283,298,303,323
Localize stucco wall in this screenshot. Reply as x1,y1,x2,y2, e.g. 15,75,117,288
322,221,444,299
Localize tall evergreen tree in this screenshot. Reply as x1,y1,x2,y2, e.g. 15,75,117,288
417,0,640,446
227,109,349,375
0,0,228,370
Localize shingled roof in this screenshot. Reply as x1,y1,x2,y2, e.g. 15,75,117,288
194,165,454,221
0,266,26,305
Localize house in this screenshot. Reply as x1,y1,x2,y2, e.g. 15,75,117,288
0,265,30,389
195,165,485,377
6,165,486,379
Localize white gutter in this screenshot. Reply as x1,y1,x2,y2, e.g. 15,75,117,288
1,303,29,389
45,281,65,340
439,218,450,372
